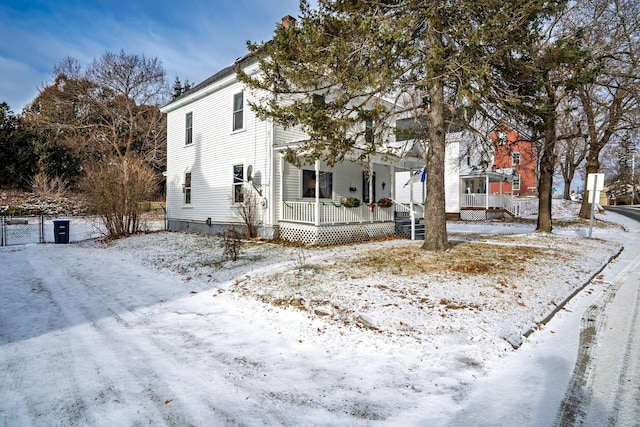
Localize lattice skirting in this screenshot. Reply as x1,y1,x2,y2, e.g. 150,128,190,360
279,222,396,245
460,209,487,221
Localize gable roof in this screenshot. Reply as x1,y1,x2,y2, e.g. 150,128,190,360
161,53,258,112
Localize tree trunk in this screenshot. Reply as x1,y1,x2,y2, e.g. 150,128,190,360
536,109,556,233
421,77,449,251
579,148,602,218
563,176,572,200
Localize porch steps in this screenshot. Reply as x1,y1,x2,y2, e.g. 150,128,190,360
395,218,425,240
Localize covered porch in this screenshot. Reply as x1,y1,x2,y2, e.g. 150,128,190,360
460,172,522,220
275,150,424,244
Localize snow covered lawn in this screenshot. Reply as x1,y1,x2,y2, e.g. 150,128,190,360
0,203,625,426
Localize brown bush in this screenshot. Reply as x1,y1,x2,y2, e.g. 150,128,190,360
30,172,68,198
82,156,156,237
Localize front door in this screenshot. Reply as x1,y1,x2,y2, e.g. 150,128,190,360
362,171,376,204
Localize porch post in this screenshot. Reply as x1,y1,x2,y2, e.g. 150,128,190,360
390,165,395,200
410,169,415,241
314,159,320,226
485,174,489,210
278,153,284,221
369,159,374,223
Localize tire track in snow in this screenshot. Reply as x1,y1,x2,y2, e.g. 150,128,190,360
15,245,266,425
554,251,640,426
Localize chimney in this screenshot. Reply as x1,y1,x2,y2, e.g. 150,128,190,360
282,15,297,29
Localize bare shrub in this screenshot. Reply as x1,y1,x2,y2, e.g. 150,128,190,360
82,155,156,237
232,189,259,238
30,172,68,198
220,227,243,261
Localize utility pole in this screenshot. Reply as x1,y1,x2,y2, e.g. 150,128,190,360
632,152,637,204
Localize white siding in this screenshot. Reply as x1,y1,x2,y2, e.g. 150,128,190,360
280,160,391,204
445,139,461,213
165,75,272,226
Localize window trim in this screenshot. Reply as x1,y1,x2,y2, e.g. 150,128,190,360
365,119,373,144
233,163,244,203
362,171,376,204
301,169,333,199
185,112,193,145
497,130,507,145
184,172,192,205
512,174,521,191
512,151,521,166
232,92,244,132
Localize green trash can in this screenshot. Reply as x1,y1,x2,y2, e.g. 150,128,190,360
53,219,70,244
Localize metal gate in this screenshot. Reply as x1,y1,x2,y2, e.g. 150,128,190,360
0,215,45,246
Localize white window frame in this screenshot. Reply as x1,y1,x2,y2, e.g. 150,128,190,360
512,152,521,166
232,92,244,132
302,170,333,199
233,164,244,203
512,174,521,191
185,112,193,145
184,172,192,204
365,119,373,144
497,130,507,145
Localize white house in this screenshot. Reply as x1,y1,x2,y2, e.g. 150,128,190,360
161,50,426,245
160,19,524,244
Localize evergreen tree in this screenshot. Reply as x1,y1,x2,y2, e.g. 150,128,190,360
0,102,37,189
239,0,565,249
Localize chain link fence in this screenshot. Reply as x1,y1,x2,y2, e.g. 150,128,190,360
0,210,166,247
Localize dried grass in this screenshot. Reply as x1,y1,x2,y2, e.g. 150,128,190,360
324,238,553,278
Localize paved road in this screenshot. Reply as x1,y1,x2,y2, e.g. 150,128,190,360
555,206,640,425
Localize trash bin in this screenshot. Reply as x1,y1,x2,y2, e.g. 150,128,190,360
53,219,70,244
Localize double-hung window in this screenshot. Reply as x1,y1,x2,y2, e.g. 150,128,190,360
302,170,333,199
233,164,244,203
497,130,507,145
513,174,521,191
185,112,193,145
233,92,244,131
512,152,521,166
184,172,192,204
365,120,373,144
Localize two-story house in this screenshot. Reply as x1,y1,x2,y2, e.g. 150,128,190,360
160,39,424,245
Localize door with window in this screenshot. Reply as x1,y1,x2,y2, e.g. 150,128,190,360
362,171,376,204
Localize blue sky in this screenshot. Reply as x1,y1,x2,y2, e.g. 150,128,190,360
0,0,304,112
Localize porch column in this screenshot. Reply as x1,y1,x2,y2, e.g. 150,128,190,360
314,159,320,226
390,165,395,201
410,169,415,241
278,153,284,221
369,159,374,223
485,174,489,210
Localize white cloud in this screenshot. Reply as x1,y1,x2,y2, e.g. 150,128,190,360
0,56,47,112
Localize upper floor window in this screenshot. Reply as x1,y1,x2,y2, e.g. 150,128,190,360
302,170,333,199
365,120,373,144
185,112,193,145
512,152,521,166
233,92,244,131
233,164,244,203
184,172,192,204
497,130,507,145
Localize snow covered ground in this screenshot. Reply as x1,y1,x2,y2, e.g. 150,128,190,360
0,199,631,426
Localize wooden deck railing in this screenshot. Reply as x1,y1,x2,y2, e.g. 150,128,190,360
461,194,522,217
281,201,395,225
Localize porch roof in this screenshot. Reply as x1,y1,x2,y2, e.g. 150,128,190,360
460,171,515,182
274,140,423,170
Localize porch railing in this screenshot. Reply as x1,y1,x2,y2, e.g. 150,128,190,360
281,201,395,225
460,193,522,217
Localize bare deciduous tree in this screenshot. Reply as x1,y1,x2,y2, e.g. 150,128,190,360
565,0,640,217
